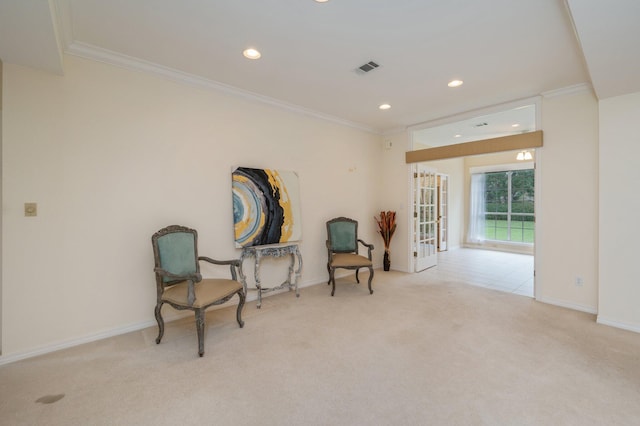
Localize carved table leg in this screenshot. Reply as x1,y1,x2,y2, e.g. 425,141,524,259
294,247,302,298
288,251,295,292
238,251,249,296
255,251,262,309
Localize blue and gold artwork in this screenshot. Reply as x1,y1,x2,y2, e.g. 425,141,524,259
232,167,302,247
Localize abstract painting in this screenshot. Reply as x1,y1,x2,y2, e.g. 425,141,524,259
232,167,302,247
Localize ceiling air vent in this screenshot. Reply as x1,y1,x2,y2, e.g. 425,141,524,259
355,61,380,74
474,122,488,127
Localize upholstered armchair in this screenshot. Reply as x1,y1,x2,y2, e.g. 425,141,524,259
151,225,245,357
326,217,375,296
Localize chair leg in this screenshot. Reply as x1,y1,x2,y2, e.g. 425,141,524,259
330,268,336,296
367,267,374,295
236,290,245,328
195,309,205,357
154,302,164,344
327,262,331,284
355,268,360,283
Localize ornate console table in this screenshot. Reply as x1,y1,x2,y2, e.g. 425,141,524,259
239,243,302,308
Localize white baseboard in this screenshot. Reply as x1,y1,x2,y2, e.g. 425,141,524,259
0,279,324,366
535,296,598,315
532,296,640,335
0,319,159,366
596,316,640,334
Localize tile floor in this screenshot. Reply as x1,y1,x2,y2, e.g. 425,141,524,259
421,247,534,297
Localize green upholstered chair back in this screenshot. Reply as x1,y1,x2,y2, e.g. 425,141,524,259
153,226,199,283
327,218,358,252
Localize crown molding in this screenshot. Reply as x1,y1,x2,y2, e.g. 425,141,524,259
382,127,408,137
64,41,379,134
541,82,593,98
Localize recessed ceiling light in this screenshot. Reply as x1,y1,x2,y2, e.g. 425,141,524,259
447,80,463,88
314,0,330,2
379,104,391,110
454,134,462,138
243,48,261,59
512,123,520,128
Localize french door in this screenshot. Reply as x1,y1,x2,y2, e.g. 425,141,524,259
438,174,448,251
414,165,438,271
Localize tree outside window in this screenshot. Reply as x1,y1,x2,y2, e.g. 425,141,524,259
484,169,534,243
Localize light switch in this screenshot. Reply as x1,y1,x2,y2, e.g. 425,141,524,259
24,202,37,217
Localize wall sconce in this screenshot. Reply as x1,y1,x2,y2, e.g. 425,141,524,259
516,150,533,161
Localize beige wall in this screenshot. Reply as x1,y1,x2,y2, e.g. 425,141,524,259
1,55,383,358
598,91,640,331
536,89,599,312
0,59,3,355
378,133,412,272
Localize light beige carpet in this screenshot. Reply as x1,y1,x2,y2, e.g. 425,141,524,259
2,270,640,425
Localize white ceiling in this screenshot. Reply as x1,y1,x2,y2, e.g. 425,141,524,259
1,0,639,134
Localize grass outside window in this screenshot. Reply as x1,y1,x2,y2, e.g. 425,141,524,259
485,218,534,243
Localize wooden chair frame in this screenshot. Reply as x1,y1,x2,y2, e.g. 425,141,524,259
326,217,375,296
152,225,245,356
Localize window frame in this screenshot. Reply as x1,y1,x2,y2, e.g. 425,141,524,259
470,162,535,245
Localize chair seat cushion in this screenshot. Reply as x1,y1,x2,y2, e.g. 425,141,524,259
331,253,372,268
162,278,242,308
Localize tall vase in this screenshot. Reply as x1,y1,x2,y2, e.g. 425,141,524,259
383,250,390,271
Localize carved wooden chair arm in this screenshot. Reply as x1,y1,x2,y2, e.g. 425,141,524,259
198,256,242,281
358,239,374,260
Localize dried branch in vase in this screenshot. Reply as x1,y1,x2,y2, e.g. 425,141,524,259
374,211,397,253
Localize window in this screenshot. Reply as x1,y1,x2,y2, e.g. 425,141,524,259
469,167,534,244
484,169,534,243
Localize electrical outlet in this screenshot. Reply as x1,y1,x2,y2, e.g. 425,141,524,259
575,276,583,287
24,202,37,217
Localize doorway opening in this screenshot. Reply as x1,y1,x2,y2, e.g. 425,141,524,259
408,100,539,298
